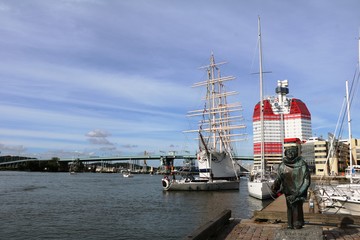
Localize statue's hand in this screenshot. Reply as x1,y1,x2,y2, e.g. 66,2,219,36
286,195,297,204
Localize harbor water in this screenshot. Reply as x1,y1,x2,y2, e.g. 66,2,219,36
0,171,271,240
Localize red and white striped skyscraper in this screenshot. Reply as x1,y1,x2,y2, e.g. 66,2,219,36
253,80,312,168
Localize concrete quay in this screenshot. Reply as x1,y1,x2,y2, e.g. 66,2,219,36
223,219,360,240
186,195,360,240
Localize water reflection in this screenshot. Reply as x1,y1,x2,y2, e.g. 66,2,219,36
0,172,272,240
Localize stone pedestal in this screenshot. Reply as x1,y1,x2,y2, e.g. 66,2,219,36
274,226,324,240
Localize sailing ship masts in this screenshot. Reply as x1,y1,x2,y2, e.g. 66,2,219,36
207,53,223,151
198,122,245,130
187,108,242,117
221,102,243,108
201,91,238,99
187,103,243,117
213,108,243,114
209,59,215,150
192,76,235,87
200,133,247,139
184,123,245,133
200,125,246,132
225,137,247,142
192,133,247,141
187,102,242,114
216,115,244,121
258,16,265,179
186,52,246,154
198,61,227,70
197,117,245,125
346,80,353,184
187,111,235,117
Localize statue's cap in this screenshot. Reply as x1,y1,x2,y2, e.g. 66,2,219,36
284,138,302,154
284,138,301,148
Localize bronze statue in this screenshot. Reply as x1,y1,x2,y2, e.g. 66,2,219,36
271,143,311,229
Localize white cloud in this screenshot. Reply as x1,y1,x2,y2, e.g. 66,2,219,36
86,129,110,138
0,143,26,153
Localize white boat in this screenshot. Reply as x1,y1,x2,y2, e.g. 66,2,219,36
123,171,133,178
314,46,360,214
162,174,240,191
315,183,360,215
334,184,360,215
345,165,360,181
247,17,275,200
248,170,276,200
123,160,135,178
161,53,246,191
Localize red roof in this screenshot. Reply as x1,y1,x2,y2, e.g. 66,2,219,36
253,98,311,120
253,100,275,119
289,98,311,118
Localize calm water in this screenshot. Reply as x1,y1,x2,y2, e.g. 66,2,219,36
0,172,270,239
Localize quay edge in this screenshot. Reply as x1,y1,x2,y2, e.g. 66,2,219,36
185,194,360,240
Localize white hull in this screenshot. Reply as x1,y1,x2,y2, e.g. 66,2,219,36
248,180,274,200
318,204,351,215
197,151,237,179
345,165,360,180
162,178,239,191
315,184,360,216
318,197,360,215
337,200,360,215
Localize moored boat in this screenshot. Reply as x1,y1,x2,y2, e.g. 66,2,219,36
315,183,360,215
314,37,360,214
162,175,239,191
248,17,275,200
161,53,246,191
345,165,360,181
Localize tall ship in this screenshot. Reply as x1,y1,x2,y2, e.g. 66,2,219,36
161,53,246,191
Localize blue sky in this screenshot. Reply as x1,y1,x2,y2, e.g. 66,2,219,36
0,0,360,159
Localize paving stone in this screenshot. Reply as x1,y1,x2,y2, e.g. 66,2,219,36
274,226,324,240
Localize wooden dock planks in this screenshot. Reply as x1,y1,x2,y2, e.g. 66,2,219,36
253,194,360,227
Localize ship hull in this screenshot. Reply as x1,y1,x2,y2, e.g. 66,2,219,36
162,178,239,191
315,184,360,216
337,200,360,216
248,180,274,200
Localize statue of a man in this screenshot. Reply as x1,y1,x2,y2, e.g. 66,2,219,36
271,143,311,229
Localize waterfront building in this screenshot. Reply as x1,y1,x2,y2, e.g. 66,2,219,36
302,137,328,175
350,138,360,166
302,136,360,176
253,80,312,169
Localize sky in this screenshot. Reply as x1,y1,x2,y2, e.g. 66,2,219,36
0,0,360,160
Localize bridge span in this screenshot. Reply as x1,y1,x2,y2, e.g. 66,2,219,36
0,154,254,166
59,154,254,162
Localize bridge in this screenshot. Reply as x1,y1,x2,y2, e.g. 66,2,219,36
60,154,254,162
0,154,254,166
